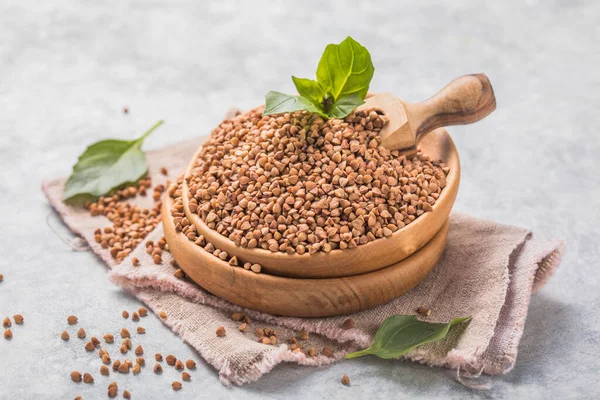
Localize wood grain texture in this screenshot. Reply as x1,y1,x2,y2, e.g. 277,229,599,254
180,128,459,278
363,74,495,155
163,195,449,317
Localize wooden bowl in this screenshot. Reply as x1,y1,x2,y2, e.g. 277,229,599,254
163,195,449,317
180,127,459,278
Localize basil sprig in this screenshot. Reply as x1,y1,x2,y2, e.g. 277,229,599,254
264,36,375,119
346,315,471,359
63,121,164,202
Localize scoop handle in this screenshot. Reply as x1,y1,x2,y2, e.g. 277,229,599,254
407,74,496,143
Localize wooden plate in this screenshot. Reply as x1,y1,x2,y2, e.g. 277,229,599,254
180,127,459,278
163,195,449,317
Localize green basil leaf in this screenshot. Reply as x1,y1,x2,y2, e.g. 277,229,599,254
316,36,375,102
263,91,328,118
291,76,327,106
345,315,471,360
63,121,164,202
328,93,365,119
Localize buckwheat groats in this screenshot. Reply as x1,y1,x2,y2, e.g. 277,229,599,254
181,108,447,255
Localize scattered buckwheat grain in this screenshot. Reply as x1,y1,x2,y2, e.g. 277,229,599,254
298,330,309,340
172,381,182,391
100,365,110,376
138,308,148,317
137,326,146,334
182,372,191,381
322,347,334,357
67,316,78,325
416,306,431,316
173,268,184,279
155,353,163,362
104,333,114,343
135,345,143,356
2,317,11,328
341,374,350,386
83,373,94,384
120,328,130,338
61,331,70,341
166,355,176,366
4,329,12,340
216,326,226,337
77,328,86,338
154,363,163,374
185,359,196,369
159,311,167,319
71,371,82,382
132,363,141,375
132,257,140,266
341,318,355,329
123,389,131,399
13,315,23,324
175,359,184,370
136,356,145,366
122,310,129,319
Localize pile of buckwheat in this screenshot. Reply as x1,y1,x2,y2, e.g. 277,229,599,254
183,108,448,255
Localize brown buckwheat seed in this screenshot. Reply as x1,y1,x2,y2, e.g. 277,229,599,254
100,365,110,376
104,333,114,343
155,353,163,362
120,328,130,338
122,310,129,319
123,389,131,399
185,359,196,369
67,315,78,325
139,308,148,317
216,326,226,337
132,363,141,375
137,326,146,334
132,312,140,322
136,356,145,366
112,360,121,371
172,381,182,391
166,355,176,366
3,317,11,328
175,360,184,370
182,372,191,381
341,318,355,329
173,268,184,279
416,306,431,316
83,373,94,384
135,345,144,356
84,341,95,351
154,363,163,374
4,329,12,340
61,330,70,341
118,362,130,374
71,371,82,382
76,328,86,338
159,311,167,319
341,374,350,386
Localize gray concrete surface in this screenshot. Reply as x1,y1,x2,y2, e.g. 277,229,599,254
0,0,598,398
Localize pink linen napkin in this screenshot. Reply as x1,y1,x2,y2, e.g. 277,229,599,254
42,137,563,385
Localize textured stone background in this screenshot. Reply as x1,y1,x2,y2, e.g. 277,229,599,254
0,0,598,398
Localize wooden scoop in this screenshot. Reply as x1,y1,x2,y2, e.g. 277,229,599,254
360,73,496,155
